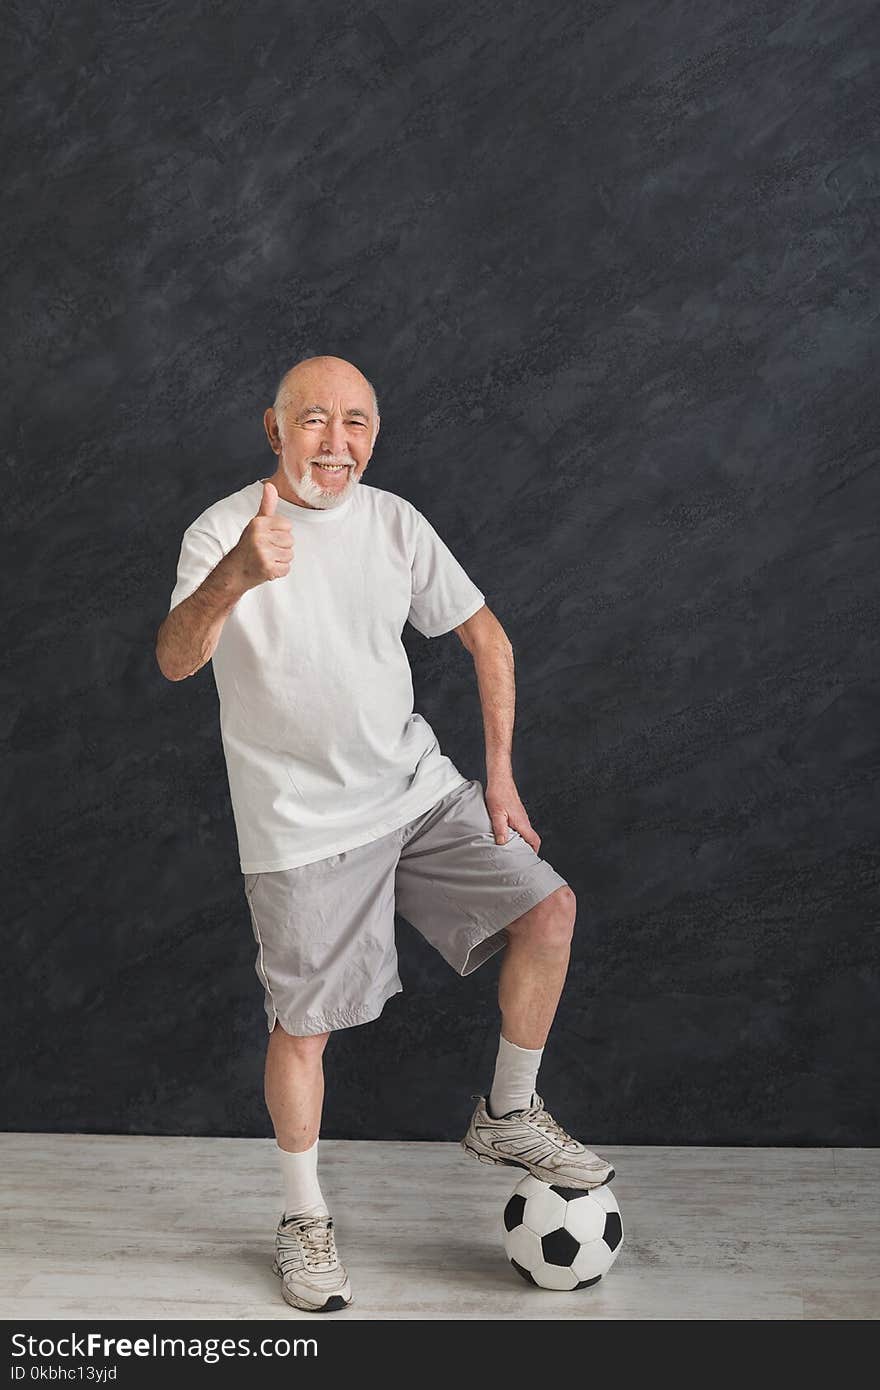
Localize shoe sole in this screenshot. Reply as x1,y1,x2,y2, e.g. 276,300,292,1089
272,1258,353,1312
460,1136,615,1188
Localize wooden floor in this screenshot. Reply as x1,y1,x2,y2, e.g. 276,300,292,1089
1,1134,877,1320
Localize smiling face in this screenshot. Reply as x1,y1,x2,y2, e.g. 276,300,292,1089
262,356,380,510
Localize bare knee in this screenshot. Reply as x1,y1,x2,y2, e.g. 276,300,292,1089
555,884,577,926
270,1021,330,1058
542,884,577,944
508,885,576,948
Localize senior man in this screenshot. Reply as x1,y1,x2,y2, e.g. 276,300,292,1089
156,354,613,1313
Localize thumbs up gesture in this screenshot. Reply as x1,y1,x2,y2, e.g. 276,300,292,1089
230,481,294,591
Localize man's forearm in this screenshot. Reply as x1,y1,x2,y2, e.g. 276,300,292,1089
471,638,516,779
156,554,247,681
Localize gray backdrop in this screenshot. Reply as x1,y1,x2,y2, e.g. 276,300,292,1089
4,0,877,1145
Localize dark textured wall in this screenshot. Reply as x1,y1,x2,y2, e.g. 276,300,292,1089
4,1,877,1145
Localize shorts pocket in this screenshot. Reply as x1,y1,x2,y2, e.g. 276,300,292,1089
493,826,528,853
244,873,262,901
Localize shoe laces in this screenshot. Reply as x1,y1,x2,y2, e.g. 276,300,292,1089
524,1095,581,1150
279,1215,338,1272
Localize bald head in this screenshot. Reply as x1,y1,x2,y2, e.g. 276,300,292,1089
273,356,379,420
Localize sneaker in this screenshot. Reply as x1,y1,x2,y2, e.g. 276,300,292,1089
272,1211,353,1312
461,1091,615,1189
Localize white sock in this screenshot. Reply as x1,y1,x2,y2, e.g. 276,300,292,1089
277,1137,329,1220
487,1032,544,1118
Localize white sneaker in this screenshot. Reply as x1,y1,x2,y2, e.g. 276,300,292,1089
272,1211,353,1312
461,1091,615,1189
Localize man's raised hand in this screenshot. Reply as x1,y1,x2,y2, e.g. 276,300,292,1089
230,481,294,591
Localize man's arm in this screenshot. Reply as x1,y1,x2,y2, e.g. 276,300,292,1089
455,605,515,781
155,553,248,681
157,480,293,682
455,606,541,851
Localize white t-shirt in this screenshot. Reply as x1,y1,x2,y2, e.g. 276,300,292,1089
168,478,486,873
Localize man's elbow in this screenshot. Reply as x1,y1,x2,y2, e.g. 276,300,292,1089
156,649,183,681
455,605,511,654
155,627,188,682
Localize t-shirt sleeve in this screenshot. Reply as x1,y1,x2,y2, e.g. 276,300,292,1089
407,510,486,638
168,522,226,613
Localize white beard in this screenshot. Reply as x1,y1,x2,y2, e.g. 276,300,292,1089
285,459,361,510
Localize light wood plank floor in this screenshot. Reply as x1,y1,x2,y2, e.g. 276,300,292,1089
1,1135,877,1320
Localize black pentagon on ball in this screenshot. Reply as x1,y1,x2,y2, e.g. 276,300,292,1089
603,1211,623,1251
550,1184,594,1202
510,1258,539,1286
503,1194,526,1232
575,1274,602,1289
542,1226,580,1266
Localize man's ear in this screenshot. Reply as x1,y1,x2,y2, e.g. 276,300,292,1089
263,406,282,453
372,413,380,445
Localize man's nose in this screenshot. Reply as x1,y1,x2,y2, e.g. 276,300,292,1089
321,419,349,452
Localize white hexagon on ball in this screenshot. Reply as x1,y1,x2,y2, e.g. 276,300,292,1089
522,1184,568,1236
504,1221,542,1271
530,1258,579,1291
571,1237,615,1283
563,1191,607,1244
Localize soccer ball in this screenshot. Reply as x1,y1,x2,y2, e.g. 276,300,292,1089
502,1173,624,1290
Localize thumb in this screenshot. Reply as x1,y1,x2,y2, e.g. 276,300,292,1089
491,817,510,845
257,480,278,516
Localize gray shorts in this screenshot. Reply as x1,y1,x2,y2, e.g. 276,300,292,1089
242,778,569,1036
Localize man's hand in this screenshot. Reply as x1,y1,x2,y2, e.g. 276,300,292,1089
484,774,541,851
227,481,294,592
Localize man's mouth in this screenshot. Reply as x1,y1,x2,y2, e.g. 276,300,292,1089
312,462,351,474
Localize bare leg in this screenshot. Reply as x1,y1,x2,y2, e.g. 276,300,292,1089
496,885,577,1049
264,1022,329,1152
